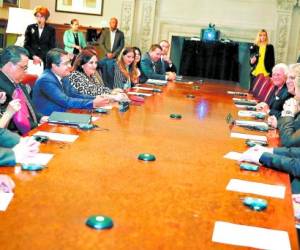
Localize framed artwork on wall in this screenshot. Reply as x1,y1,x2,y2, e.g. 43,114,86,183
1,0,20,7
55,0,103,16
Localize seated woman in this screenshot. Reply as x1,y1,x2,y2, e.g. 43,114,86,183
113,47,139,89
132,46,148,83
68,49,112,96
67,49,128,101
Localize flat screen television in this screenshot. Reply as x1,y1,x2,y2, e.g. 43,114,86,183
201,28,220,42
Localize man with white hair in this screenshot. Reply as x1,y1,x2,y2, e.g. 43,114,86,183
256,63,292,118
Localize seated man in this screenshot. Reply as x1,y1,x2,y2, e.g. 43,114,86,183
159,40,177,73
32,48,109,116
141,44,176,81
239,145,300,193
256,63,292,118
0,128,40,166
0,46,47,135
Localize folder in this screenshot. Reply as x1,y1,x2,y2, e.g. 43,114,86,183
48,111,92,126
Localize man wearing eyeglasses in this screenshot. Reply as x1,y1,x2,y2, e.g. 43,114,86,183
32,48,109,116
0,46,47,135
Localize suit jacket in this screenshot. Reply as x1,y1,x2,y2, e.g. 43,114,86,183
63,29,87,54
260,147,300,193
278,112,300,147
160,58,177,73
0,128,20,166
141,52,166,81
250,44,275,76
32,69,94,116
98,28,124,58
268,84,291,118
24,23,56,63
0,71,41,134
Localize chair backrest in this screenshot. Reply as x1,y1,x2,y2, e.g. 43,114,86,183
251,74,274,103
21,74,38,88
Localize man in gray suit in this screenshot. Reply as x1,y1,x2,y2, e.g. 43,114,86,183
99,17,125,59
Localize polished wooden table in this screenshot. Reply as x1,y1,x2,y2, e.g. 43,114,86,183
0,81,298,250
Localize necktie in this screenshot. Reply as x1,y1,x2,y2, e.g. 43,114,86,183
12,86,37,135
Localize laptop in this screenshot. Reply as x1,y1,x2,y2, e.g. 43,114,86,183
48,111,92,126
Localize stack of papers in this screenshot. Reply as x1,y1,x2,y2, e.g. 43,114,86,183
18,153,54,166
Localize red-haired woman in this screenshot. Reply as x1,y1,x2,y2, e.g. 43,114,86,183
24,6,56,65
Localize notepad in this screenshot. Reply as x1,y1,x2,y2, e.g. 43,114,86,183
232,98,257,103
0,193,14,211
212,221,291,250
18,153,54,166
226,179,286,199
230,132,267,142
224,152,242,161
33,131,79,142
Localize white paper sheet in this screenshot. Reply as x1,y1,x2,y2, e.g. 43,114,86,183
226,179,286,199
235,104,256,109
224,152,242,161
18,153,54,166
127,92,152,97
27,60,44,76
238,110,266,117
146,79,168,85
33,131,78,142
212,221,291,250
92,117,99,122
235,120,268,130
230,132,267,142
232,98,257,103
0,193,14,211
133,86,154,91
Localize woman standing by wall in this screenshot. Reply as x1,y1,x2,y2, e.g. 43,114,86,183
250,29,275,89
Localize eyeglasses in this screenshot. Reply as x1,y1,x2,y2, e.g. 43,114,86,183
15,64,28,71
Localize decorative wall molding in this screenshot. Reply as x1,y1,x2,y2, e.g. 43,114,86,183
157,20,268,44
138,0,157,52
120,0,135,46
275,0,297,62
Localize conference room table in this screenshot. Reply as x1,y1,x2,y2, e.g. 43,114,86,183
0,80,298,249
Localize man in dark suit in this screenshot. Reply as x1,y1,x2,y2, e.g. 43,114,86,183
32,48,109,116
0,46,47,135
159,40,177,73
99,17,124,59
24,6,55,65
141,44,176,81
